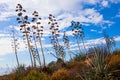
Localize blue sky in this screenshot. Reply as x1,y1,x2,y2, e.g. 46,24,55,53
0,0,120,75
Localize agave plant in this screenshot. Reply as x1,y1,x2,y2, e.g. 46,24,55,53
16,4,34,67
14,64,26,80
71,21,87,55
83,46,119,80
63,31,72,60
31,11,45,67
48,14,65,61
103,30,116,54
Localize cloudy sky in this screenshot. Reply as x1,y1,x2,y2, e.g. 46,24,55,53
0,0,120,74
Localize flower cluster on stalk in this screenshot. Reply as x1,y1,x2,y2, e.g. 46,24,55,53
16,4,34,67
48,14,65,60
71,21,87,54
31,11,45,67
71,21,84,38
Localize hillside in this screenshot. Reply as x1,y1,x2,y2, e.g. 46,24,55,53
0,49,120,80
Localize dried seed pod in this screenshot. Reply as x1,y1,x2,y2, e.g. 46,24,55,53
16,17,20,20
49,14,52,16
27,27,30,31
18,12,22,16
39,18,41,20
24,15,28,20
37,22,41,24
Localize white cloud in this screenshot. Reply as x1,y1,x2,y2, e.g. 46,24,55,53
80,0,99,5
0,30,51,56
90,29,97,32
42,44,52,48
77,8,103,24
0,0,119,56
101,0,109,7
102,20,115,27
110,0,120,4
0,35,26,56
0,38,13,55
0,31,119,56
66,31,73,36
0,58,4,61
68,36,120,51
82,8,103,24
67,38,105,51
116,11,120,17
56,8,103,30
85,36,120,46
0,0,115,32
114,36,120,41
0,0,81,17
0,33,10,37
90,29,104,34
0,0,105,24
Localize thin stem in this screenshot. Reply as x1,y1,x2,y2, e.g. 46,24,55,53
23,24,34,67
68,48,72,60
34,36,42,67
38,35,46,67
12,29,19,66
36,24,46,67
21,16,34,67
81,37,87,54
76,35,82,54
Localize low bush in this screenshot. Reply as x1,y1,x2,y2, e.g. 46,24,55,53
51,68,69,80
23,69,49,80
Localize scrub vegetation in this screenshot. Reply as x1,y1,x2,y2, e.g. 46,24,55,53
0,4,120,80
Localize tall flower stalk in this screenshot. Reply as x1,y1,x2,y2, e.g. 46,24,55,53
16,4,34,67
30,27,42,67
31,11,46,67
48,14,65,61
63,31,72,60
71,21,87,54
103,30,116,54
71,21,82,54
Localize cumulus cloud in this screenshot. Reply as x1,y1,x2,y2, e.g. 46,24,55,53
0,0,110,24
0,37,27,56
0,0,119,55
0,0,117,36
55,8,104,32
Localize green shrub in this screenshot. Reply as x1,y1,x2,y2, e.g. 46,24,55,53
83,47,120,80
47,61,58,74
72,53,86,62
14,65,26,80
23,69,49,80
